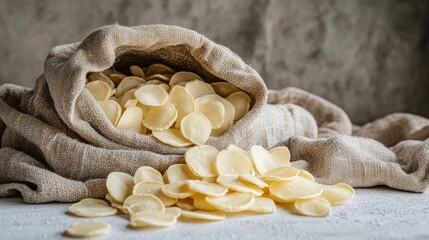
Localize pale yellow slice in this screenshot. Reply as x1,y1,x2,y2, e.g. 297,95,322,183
294,198,331,217
162,181,195,199
135,84,169,106
133,166,163,184
180,210,225,221
196,101,225,129
106,172,134,203
185,80,215,99
216,149,253,175
187,180,228,197
320,183,355,206
248,197,276,213
142,102,177,131
130,210,177,227
269,176,323,203
133,182,177,207
205,192,255,213
217,175,264,196
152,129,193,147
97,100,122,126
185,145,219,178
66,222,110,238
180,112,212,145
226,91,251,121
86,80,112,101
69,198,117,217
116,106,145,134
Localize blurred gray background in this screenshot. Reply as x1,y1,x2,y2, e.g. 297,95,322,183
0,0,428,124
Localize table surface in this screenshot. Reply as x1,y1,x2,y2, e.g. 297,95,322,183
1,187,428,240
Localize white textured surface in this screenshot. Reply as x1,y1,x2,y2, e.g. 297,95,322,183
1,187,428,240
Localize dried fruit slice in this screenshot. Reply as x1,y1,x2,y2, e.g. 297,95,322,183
130,210,177,227
187,180,228,197
145,63,175,76
239,174,268,188
169,71,203,86
176,198,196,211
130,65,146,78
162,181,195,199
210,82,240,97
185,145,219,178
196,101,225,129
65,222,110,238
165,164,199,183
69,198,117,217
146,74,171,82
105,193,128,214
133,182,177,207
135,85,169,106
226,91,251,121
152,129,193,147
123,194,165,215
109,73,127,85
216,149,253,175
180,210,225,221
133,166,163,184
251,145,289,175
97,100,122,126
320,183,355,206
85,80,112,101
116,106,145,134
185,80,215,99
269,176,323,203
106,172,134,203
294,198,331,217
195,94,235,136
180,112,212,145
269,146,291,166
142,102,177,131
216,176,264,196
164,207,182,218
298,170,315,181
117,89,137,107
191,194,216,211
247,197,276,213
88,72,115,88
205,192,255,212
169,85,196,128
115,76,145,97
260,166,300,182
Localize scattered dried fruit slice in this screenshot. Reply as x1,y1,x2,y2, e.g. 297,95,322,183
169,71,203,86
216,149,253,175
133,182,177,207
269,176,323,203
142,102,177,131
185,145,219,178
294,198,331,217
226,91,251,121
247,197,276,213
85,80,112,101
320,183,355,206
239,174,268,188
185,80,215,99
133,166,163,184
180,210,225,221
187,180,228,197
69,198,117,217
123,194,165,215
65,222,110,238
152,129,193,147
165,164,199,183
97,100,122,126
130,210,177,227
116,106,145,134
210,82,240,97
106,172,134,203
135,84,169,106
196,101,225,129
162,181,195,199
260,166,300,182
205,192,255,213
217,175,264,196
180,112,212,145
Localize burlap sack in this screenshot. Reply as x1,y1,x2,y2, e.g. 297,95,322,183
1,25,428,203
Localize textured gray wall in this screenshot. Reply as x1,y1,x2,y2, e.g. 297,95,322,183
0,0,428,124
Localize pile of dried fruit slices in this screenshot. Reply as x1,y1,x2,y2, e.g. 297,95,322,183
65,144,354,238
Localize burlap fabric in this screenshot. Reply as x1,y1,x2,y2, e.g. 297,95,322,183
0,25,428,203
